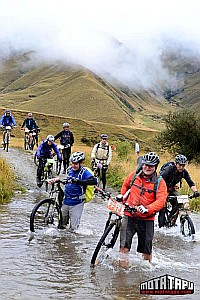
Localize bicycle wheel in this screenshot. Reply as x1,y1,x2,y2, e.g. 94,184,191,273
6,133,9,152
34,152,39,166
24,135,29,150
180,215,195,237
30,198,62,233
56,159,62,175
91,221,120,265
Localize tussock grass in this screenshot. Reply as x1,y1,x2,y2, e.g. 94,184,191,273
0,158,15,203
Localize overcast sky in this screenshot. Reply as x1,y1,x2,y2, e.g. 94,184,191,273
1,0,200,89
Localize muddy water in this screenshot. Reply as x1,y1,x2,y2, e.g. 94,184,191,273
0,148,200,299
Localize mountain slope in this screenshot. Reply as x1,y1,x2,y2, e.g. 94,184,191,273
0,53,171,130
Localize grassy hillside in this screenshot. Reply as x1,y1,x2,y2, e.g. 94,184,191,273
162,51,200,113
0,53,172,131
0,108,158,149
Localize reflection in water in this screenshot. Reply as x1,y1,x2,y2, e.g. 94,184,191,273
1,192,200,299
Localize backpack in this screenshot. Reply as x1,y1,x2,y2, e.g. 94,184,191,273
96,142,110,157
159,161,174,176
130,170,162,199
159,161,184,188
79,167,95,203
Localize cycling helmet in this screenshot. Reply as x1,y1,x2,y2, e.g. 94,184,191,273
63,123,70,128
101,133,108,139
142,152,160,166
175,154,187,164
5,109,11,114
70,151,85,163
47,135,55,142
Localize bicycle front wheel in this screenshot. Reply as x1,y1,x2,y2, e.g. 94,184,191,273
5,132,9,152
180,215,195,237
30,198,62,233
91,221,120,266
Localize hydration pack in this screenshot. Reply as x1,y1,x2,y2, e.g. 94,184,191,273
79,167,95,203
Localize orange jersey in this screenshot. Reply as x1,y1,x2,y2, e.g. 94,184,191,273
121,171,167,220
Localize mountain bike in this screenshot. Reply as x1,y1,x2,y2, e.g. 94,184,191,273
22,128,36,150
91,187,137,266
2,125,13,152
55,144,65,175
37,157,56,191
30,178,66,233
160,194,197,239
91,159,102,187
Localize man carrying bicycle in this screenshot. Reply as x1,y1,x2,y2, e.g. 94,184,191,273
120,152,167,263
62,152,97,231
91,134,112,191
0,109,17,145
21,112,38,149
36,135,62,187
54,123,74,174
158,154,199,228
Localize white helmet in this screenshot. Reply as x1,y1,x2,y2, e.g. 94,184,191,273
70,152,85,163
63,123,70,128
47,135,55,142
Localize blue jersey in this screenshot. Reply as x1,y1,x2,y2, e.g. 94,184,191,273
37,139,62,160
0,114,17,126
64,166,93,206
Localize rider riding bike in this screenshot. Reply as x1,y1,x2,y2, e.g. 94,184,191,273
0,110,17,144
91,134,112,191
36,135,62,187
21,112,38,148
54,123,74,174
158,154,199,228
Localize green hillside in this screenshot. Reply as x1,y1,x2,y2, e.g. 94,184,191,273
0,53,171,131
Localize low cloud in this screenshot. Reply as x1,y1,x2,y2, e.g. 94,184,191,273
1,0,200,89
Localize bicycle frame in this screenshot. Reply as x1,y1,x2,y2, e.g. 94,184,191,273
91,187,137,265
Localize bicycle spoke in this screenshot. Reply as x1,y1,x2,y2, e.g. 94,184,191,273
30,199,62,233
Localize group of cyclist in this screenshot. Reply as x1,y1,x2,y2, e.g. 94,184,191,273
1,109,199,265
0,110,40,148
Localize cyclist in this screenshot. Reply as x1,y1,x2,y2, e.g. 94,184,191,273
54,123,74,174
21,112,38,148
62,152,97,231
120,152,167,263
91,133,112,191
158,154,199,228
0,109,17,145
36,135,62,187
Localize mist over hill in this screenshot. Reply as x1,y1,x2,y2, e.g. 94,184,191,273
0,0,200,139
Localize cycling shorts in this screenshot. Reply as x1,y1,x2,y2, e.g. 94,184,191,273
120,215,154,255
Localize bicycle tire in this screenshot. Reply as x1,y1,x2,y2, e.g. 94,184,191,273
30,198,62,233
34,152,39,166
56,159,62,175
91,221,120,265
180,215,195,237
24,135,28,150
6,133,9,152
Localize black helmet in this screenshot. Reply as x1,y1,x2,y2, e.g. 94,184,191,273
175,154,187,164
142,152,160,166
70,151,85,163
101,133,108,139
